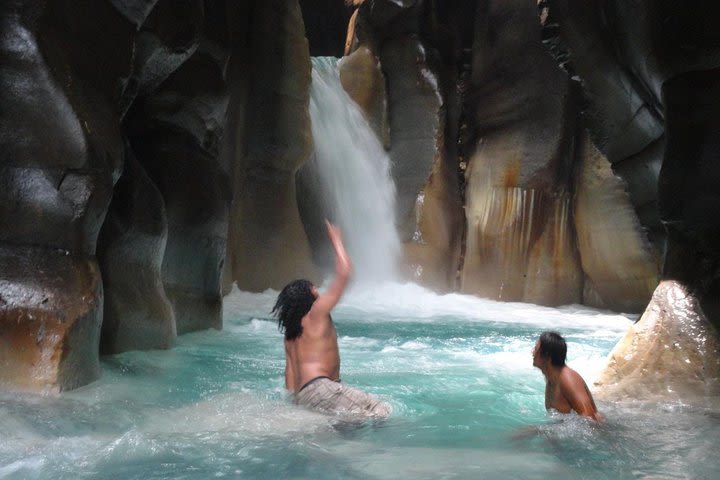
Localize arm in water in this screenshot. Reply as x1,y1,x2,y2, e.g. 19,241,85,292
559,371,604,422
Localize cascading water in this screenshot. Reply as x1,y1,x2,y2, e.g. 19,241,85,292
307,56,401,283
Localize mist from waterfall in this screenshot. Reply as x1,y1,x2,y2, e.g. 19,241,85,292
308,56,401,283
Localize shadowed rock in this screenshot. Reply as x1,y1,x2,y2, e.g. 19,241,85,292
345,0,463,291
0,0,126,391
226,0,317,292
0,247,102,393
97,147,175,354
574,131,659,312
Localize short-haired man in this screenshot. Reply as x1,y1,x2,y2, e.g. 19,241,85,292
532,331,603,421
272,221,390,418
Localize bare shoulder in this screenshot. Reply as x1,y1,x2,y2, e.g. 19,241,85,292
560,367,590,390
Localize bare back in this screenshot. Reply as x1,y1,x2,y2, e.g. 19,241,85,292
284,311,340,393
284,221,351,394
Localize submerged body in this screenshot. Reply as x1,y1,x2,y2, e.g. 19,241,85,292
543,365,600,419
275,222,390,417
533,331,602,421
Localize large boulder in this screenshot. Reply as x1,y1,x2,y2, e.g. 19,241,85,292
594,280,720,405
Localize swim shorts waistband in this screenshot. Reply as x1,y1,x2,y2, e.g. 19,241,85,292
298,376,341,392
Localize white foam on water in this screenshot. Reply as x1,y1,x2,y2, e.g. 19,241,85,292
141,391,334,437
224,282,634,334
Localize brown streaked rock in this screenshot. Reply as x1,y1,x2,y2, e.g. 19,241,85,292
463,170,582,307
593,280,720,406
0,246,102,393
460,0,581,305
523,193,583,306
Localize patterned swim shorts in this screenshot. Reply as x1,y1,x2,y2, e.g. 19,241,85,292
294,377,391,418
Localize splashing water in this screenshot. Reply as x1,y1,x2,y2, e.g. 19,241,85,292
2,284,719,479
308,57,401,283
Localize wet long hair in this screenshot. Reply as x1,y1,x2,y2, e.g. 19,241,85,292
538,331,567,366
272,279,315,340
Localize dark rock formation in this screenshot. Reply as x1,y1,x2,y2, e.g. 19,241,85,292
0,0,235,389
0,0,127,390
125,21,231,334
97,147,175,354
546,0,720,327
224,0,318,292
299,0,354,57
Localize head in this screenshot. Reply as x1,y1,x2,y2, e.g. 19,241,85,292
532,331,567,368
271,279,319,340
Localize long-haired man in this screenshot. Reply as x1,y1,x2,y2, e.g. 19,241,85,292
273,221,390,418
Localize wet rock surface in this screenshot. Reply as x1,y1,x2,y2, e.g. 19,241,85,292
594,281,720,405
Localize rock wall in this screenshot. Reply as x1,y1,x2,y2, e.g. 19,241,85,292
545,0,720,400
338,1,658,304
460,0,583,304
0,0,318,391
224,0,317,292
1,0,127,391
341,0,464,291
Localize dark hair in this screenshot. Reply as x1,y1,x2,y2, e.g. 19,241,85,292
538,331,567,366
272,279,315,340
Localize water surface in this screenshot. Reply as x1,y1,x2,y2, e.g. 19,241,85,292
1,283,718,479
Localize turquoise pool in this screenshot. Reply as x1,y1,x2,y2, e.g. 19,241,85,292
1,283,718,479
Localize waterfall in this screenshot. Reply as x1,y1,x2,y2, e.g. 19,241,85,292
308,56,401,283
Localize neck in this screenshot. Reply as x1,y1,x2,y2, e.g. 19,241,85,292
542,363,564,382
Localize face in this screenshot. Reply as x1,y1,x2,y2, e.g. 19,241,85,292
311,285,319,299
532,341,543,368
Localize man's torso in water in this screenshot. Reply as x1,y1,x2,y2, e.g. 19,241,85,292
284,313,340,393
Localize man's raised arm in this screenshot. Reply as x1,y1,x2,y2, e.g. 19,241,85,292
311,221,352,315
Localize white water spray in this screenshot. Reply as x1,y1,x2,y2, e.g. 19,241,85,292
308,56,401,283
